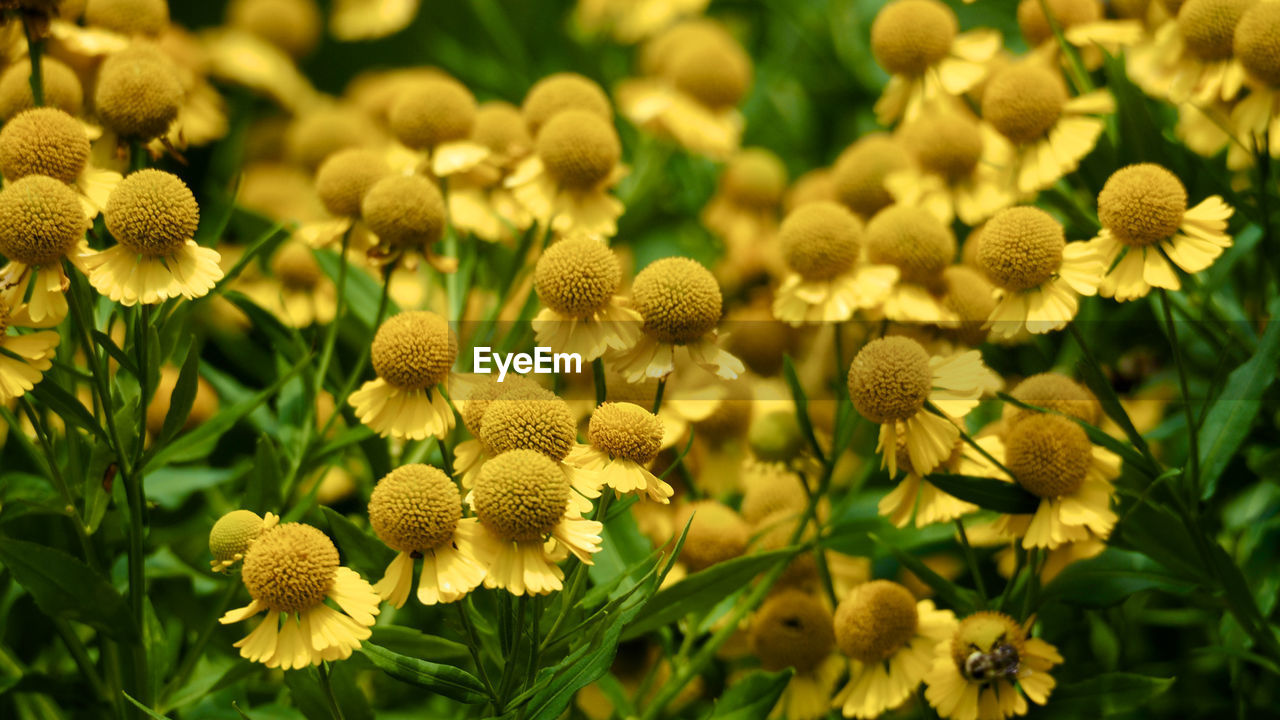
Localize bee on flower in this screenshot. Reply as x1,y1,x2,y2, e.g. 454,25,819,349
747,589,842,720
924,611,1062,720
566,401,674,503
349,310,457,441
532,236,642,361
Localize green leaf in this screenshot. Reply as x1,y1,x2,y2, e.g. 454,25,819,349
358,642,488,704
216,221,287,289
28,381,107,444
701,668,793,719
1041,548,1195,608
623,546,801,641
782,354,826,462
320,506,395,579
145,464,247,510
0,536,136,640
1071,329,1157,467
872,533,981,614
368,626,470,663
925,474,1040,514
1198,296,1280,498
244,434,283,513
91,329,139,377
123,692,173,720
157,347,200,445
282,667,338,720
315,250,399,328
1043,673,1175,716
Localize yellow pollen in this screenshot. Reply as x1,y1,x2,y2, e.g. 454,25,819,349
864,205,956,284
668,40,753,108
847,336,933,423
950,611,1026,674
521,73,613,135
978,206,1064,291
588,402,664,464
834,580,919,663
535,237,621,318
0,58,83,121
0,175,87,266
472,449,570,542
982,64,1068,145
871,0,958,75
675,501,750,572
241,523,338,614
388,78,477,150
749,590,836,673
314,148,391,218
94,46,182,141
536,109,620,190
1179,0,1253,62
368,464,462,553
1005,413,1093,498
779,201,862,281
631,257,723,344
831,134,910,218
1018,0,1103,46
901,113,984,180
0,108,90,184
105,169,199,257
1236,2,1280,86
1005,372,1102,427
209,510,268,565
370,311,456,390
361,174,447,251
721,148,788,208
461,375,549,438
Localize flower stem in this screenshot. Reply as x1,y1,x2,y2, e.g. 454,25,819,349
20,14,44,107
318,662,347,720
592,357,606,407
651,376,667,415
165,580,240,702
1158,289,1201,499
452,602,498,705
955,519,988,605
16,398,95,563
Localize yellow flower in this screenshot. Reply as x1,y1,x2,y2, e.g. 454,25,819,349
887,112,1014,225
521,73,613,137
506,109,626,239
0,175,93,325
219,522,381,669
834,580,957,718
293,146,395,251
226,0,322,59
980,62,1114,195
532,237,643,360
702,147,787,268
1088,163,1233,301
870,0,1001,125
0,58,84,121
449,101,535,242
847,335,991,476
1018,0,1144,68
84,169,224,306
672,500,749,572
94,44,184,142
611,256,744,382
1002,372,1101,428
239,241,338,328
0,298,60,402
924,611,1062,720
879,429,1003,529
1132,0,1251,103
361,173,458,273
748,590,842,720
831,133,911,220
368,464,487,607
863,205,956,323
565,401,674,503
330,0,421,41
1231,2,1280,155
573,0,711,44
772,201,899,325
452,375,550,484
467,450,603,595
349,311,457,441
388,77,492,178
208,509,279,572
978,207,1103,338
0,107,123,219
991,413,1119,549
938,266,999,346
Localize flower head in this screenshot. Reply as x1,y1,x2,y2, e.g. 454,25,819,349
369,464,462,553
242,523,341,614
535,237,622,318
0,58,83,120
750,589,836,673
719,148,788,208
1178,0,1250,62
362,174,447,253
94,45,183,140
982,64,1067,145
667,40,753,109
675,500,749,572
0,175,88,266
84,0,169,35
901,112,984,181
370,311,456,391
865,205,956,285
536,109,621,190
925,611,1061,720
847,336,933,424
631,256,722,344
388,78,477,150
521,72,613,135
1236,2,1280,85
473,449,572,542
105,169,199,257
871,0,958,75
1098,164,1187,247
832,134,910,219
941,266,998,346
1004,373,1101,427
1018,0,1102,47
286,108,373,171
227,0,322,58
478,394,577,461
779,201,861,281
314,148,391,218
0,108,90,184
978,206,1064,291
589,402,663,463
1005,414,1093,498
473,101,533,157
835,579,918,663
209,509,278,572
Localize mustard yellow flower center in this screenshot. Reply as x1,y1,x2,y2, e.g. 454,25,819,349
370,311,456,390
389,78,477,150
942,265,997,346
668,41,753,108
1112,0,1154,18
368,464,462,553
1006,372,1102,427
865,205,955,284
1098,163,1187,247
534,237,621,318
982,64,1067,145
0,58,83,121
361,174,446,250
834,580,919,663
872,0,958,75
0,108,90,184
1179,0,1252,61
461,375,549,438
241,523,338,614
472,449,570,542
740,464,808,524
951,611,1027,682
1163,0,1188,13
286,108,371,171
227,0,321,58
479,394,577,461
314,148,391,218
0,175,87,266
978,206,1064,291
589,402,663,464
631,256,723,344
84,0,169,35
473,101,532,155
1005,413,1093,498
675,501,750,572
721,148,787,208
750,590,836,673
1018,0,1103,46
536,110,620,190
1236,2,1280,86
271,243,324,290
640,20,734,77
521,73,613,135
105,169,199,257
209,509,268,564
831,134,910,218
94,46,182,140
779,201,862,281
902,113,984,181
847,336,933,423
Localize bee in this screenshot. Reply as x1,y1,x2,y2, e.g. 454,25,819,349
962,635,1021,683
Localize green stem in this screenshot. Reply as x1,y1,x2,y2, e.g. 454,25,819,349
955,519,988,605
1067,322,1161,468
20,14,43,106
164,580,240,701
52,618,109,706
1158,289,1200,498
16,398,96,563
452,602,498,705
1037,0,1092,94
318,663,346,720
592,358,606,407
651,376,667,415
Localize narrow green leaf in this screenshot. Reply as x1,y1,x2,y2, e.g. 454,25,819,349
782,354,826,463
91,329,139,377
320,506,395,579
216,220,287,289
158,348,201,445
0,537,136,640
1043,673,1175,716
123,692,173,720
1071,328,1157,466
244,435,283,513
872,533,980,614
282,667,338,720
1041,548,1195,608
368,626,470,663
315,250,399,328
358,642,488,704
29,381,107,444
702,669,793,719
925,474,1039,514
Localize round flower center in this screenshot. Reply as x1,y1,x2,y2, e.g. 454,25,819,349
978,206,1064,291
982,64,1067,145
847,336,933,423
473,101,532,155
521,73,613,135
479,395,577,461
1098,163,1188,247
1236,2,1280,86
950,612,1026,683
589,402,664,464
286,108,372,171
314,148,391,218
241,523,338,614
641,20,735,76
902,113,983,180
1018,0,1103,46
368,464,462,553
227,0,322,58
721,148,787,208
740,465,808,525
271,243,324,289
105,169,200,257
0,175,87,266
84,0,169,35
834,580,919,663
461,375,548,437
942,265,998,346
0,58,84,121
675,501,750,572
864,205,955,284
749,590,836,673
208,509,267,564
1005,372,1102,427
388,78,477,150
472,449,570,542
631,257,723,344
370,311,456,390
668,41,753,108
779,201,862,281
534,237,621,318
832,134,910,218
1005,414,1093,498
0,108,90,184
361,174,446,250
871,0,957,75
536,109,620,190
94,46,182,141
1179,0,1252,62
